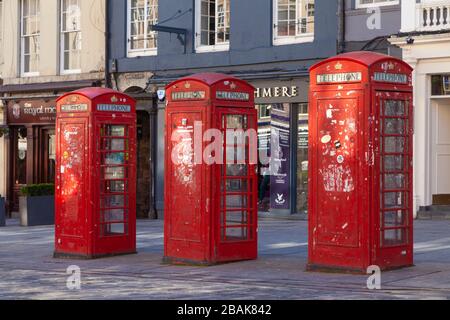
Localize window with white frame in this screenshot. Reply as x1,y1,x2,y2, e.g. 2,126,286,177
355,0,399,9
127,0,158,57
20,0,40,76
196,0,230,52
274,0,315,45
61,0,81,73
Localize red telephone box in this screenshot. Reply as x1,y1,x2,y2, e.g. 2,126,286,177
164,73,258,265
54,88,137,259
308,52,414,273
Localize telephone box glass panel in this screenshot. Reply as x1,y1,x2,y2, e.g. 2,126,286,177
100,124,130,237
380,99,410,248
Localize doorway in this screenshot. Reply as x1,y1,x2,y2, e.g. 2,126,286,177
9,126,27,213
431,98,450,205
136,110,151,218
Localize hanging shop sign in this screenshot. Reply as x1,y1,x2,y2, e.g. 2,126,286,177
7,100,57,125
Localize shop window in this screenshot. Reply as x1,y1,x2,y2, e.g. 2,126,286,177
195,0,230,52
355,0,399,9
431,75,450,96
256,104,292,213
273,0,314,46
60,0,81,74
20,0,40,76
127,0,158,57
296,103,309,213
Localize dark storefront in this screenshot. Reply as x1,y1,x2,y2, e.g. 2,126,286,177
1,81,101,215
5,99,56,212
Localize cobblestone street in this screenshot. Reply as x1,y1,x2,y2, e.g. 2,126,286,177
0,219,449,300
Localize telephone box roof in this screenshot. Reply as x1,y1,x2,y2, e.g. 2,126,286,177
310,51,413,71
57,87,136,102
166,73,255,89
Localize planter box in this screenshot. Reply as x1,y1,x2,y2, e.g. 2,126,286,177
19,195,55,227
0,197,5,227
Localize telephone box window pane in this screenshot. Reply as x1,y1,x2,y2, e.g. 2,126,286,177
226,115,247,129
384,100,406,116
104,152,127,165
104,167,127,179
105,180,127,193
102,223,127,236
383,229,407,246
384,174,406,190
225,227,248,241
384,137,406,153
384,192,407,209
104,125,127,137
101,195,127,209
226,164,247,176
226,211,248,224
384,118,406,135
224,179,248,192
103,138,128,151
102,209,125,223
226,145,246,162
384,210,406,227
225,194,247,209
384,155,404,172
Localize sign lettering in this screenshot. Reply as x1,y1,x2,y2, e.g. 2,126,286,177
97,104,131,112
7,100,56,124
171,91,206,101
373,72,408,84
61,104,88,112
255,86,298,98
317,72,362,84
216,91,250,101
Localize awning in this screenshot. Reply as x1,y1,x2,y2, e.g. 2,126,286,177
0,79,102,95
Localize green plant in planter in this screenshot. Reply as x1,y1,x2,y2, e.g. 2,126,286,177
20,184,55,197
0,126,9,138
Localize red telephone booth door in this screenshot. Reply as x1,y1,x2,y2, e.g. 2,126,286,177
93,118,137,254
310,90,368,267
215,108,258,261
165,107,207,261
56,117,90,255
374,91,414,267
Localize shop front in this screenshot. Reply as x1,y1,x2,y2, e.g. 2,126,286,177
150,74,311,219
5,99,57,213
252,77,310,217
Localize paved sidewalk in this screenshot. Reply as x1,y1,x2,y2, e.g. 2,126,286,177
0,219,450,299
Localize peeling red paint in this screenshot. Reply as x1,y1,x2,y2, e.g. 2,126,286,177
307,52,414,273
